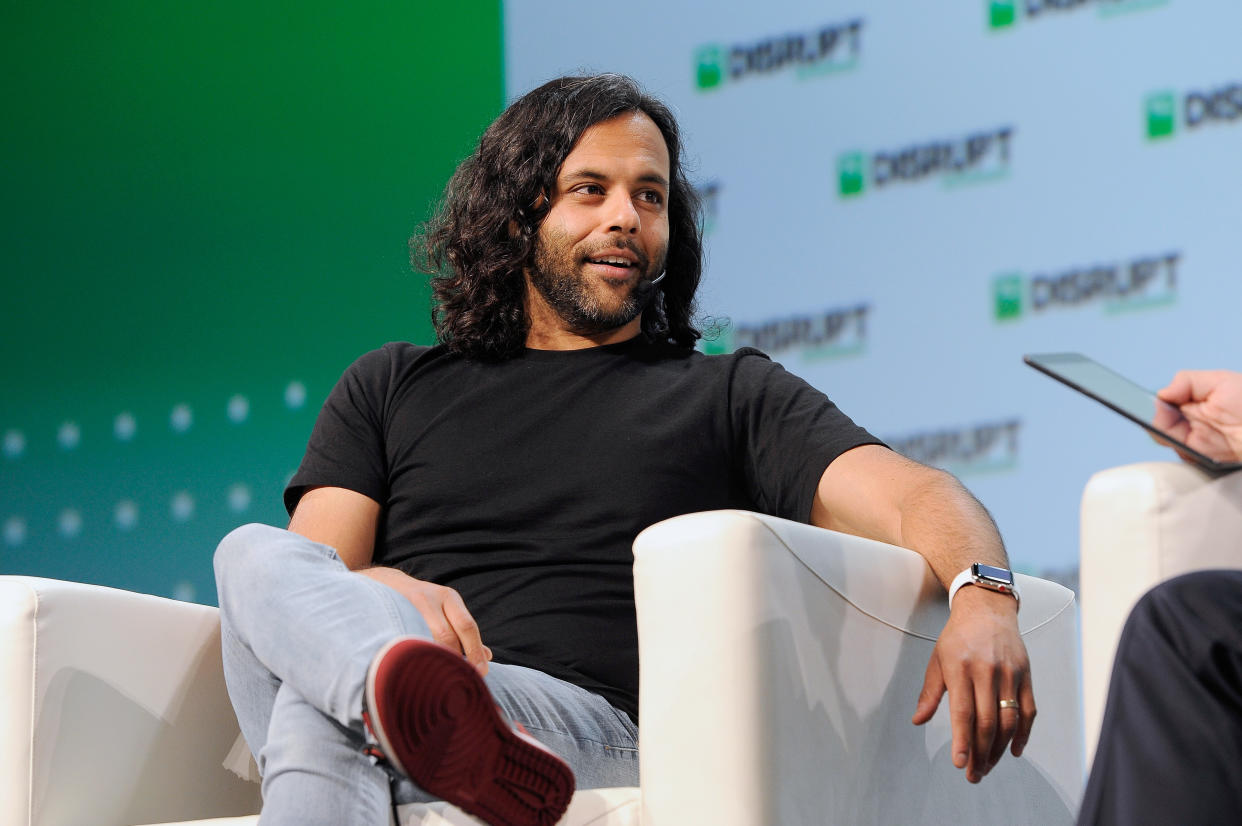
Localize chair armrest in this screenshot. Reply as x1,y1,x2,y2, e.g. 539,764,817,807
1079,462,1242,762
0,576,260,826
634,511,1081,826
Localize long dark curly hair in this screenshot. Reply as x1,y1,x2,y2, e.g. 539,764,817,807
413,74,704,361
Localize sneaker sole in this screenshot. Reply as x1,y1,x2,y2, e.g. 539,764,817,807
364,637,575,826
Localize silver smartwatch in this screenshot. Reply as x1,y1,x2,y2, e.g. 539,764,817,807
948,563,1020,607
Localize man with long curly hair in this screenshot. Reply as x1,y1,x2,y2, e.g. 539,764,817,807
213,74,1034,826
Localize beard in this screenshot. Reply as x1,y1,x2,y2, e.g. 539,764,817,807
529,226,666,336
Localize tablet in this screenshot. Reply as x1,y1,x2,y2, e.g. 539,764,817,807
1023,352,1242,473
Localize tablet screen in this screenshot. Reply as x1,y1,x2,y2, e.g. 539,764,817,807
1023,352,1240,473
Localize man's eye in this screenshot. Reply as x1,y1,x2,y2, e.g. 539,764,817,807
639,190,665,205
575,184,604,196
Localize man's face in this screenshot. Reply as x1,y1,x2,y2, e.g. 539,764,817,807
528,111,671,337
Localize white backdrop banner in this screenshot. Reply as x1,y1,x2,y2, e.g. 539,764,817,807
504,0,1242,574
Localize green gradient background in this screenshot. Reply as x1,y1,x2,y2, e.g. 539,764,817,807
1,2,504,603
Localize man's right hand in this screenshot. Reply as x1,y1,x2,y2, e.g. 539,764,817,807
286,486,492,675
1157,370,1242,465
360,566,493,676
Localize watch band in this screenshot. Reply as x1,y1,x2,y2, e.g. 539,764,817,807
948,564,1020,608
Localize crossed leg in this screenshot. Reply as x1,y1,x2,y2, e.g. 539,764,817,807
214,523,638,825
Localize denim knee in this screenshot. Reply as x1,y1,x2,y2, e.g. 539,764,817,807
214,523,286,610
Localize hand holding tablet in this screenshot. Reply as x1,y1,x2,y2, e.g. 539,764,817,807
1024,353,1242,474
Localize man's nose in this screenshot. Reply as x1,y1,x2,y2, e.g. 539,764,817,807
606,193,641,234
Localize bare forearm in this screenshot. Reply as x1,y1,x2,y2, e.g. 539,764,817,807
814,446,1009,585
817,443,1032,781
897,468,1008,590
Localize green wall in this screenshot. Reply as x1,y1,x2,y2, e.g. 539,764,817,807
1,2,504,603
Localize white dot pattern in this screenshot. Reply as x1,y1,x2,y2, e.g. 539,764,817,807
228,483,252,513
3,517,26,547
57,422,81,450
114,412,137,441
285,380,307,410
170,491,195,522
227,395,250,424
115,499,139,530
5,378,313,541
3,430,25,458
58,508,82,537
170,404,193,433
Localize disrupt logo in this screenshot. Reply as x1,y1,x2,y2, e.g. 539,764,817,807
701,303,869,359
1146,83,1242,140
887,419,1022,475
989,0,1166,30
837,127,1013,197
695,18,863,91
992,251,1180,321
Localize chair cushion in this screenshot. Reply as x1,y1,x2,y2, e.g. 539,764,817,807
135,787,640,826
1080,461,1242,762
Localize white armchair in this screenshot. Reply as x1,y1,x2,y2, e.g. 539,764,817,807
0,576,261,826
3,511,1082,826
1079,462,1242,764
635,511,1081,825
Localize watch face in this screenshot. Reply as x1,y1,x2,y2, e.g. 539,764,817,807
973,563,1014,585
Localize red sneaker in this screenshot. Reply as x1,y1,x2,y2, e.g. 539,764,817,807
363,637,575,826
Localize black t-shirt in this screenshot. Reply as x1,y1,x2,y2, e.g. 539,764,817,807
286,337,882,722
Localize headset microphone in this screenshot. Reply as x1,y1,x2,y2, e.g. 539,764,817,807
634,270,666,303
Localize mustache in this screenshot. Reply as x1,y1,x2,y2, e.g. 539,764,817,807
579,240,650,272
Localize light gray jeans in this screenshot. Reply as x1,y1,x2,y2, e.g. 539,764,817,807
214,523,640,825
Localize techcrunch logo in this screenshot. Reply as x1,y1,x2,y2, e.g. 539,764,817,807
695,18,863,91
992,251,1180,321
701,303,869,360
1145,83,1242,140
837,126,1013,198
887,419,1022,476
988,0,1167,29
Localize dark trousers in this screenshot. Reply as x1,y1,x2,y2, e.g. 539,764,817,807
1078,570,1242,826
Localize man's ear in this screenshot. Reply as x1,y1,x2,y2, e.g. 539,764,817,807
510,191,549,239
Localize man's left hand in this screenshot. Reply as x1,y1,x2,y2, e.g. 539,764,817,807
910,586,1035,783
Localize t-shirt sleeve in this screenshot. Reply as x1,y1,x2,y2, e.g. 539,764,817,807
728,347,886,523
284,346,394,516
